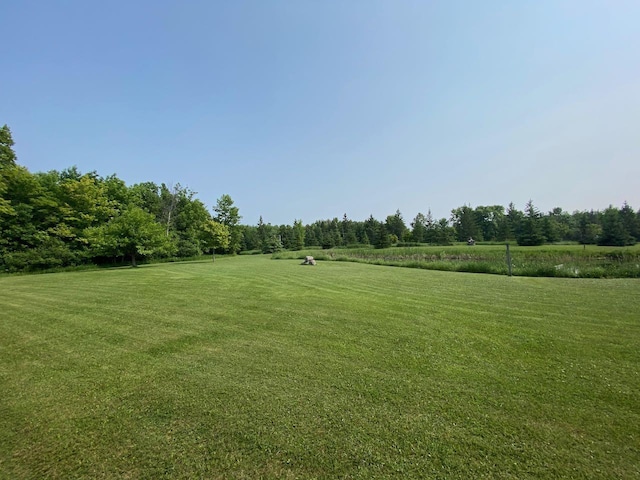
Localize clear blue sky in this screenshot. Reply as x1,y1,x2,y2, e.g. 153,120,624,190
4,0,639,225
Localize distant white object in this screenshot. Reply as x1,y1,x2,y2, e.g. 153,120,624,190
301,256,316,266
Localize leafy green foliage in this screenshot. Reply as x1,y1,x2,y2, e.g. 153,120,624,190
2,123,639,271
0,125,247,271
201,219,230,260
385,209,408,241
214,194,242,253
85,207,174,266
451,205,480,241
0,124,17,167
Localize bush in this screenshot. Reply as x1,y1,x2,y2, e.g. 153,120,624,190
1,240,87,272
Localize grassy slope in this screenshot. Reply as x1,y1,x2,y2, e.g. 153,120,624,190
1,256,639,479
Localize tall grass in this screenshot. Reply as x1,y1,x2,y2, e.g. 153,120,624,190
273,244,640,278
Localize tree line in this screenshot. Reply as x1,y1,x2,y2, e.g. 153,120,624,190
2,124,638,271
0,125,240,271
241,200,639,254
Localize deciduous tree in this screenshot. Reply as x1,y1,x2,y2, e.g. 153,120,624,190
202,220,230,261
86,207,172,266
214,194,242,254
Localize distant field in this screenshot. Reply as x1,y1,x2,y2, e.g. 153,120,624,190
1,256,639,479
274,244,640,278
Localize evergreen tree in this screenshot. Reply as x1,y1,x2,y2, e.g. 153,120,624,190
599,206,634,246
517,200,545,246
263,232,283,253
376,224,392,249
411,213,427,243
432,218,454,245
505,202,523,241
542,216,560,243
342,214,357,245
385,210,408,241
239,225,260,251
576,211,601,244
364,215,380,246
423,210,436,244
292,219,305,250
619,202,639,242
304,224,320,247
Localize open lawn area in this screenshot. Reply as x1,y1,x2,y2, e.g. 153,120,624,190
1,255,639,479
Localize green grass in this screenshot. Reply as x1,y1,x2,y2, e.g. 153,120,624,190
1,256,639,478
273,244,640,278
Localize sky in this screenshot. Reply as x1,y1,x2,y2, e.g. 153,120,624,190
3,0,639,226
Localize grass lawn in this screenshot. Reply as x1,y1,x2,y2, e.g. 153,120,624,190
1,255,639,478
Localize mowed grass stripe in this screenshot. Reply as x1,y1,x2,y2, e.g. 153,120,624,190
1,255,639,479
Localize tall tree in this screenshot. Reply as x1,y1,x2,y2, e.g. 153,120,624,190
342,213,357,245
517,200,545,246
0,125,17,167
0,125,18,217
385,210,408,242
432,218,454,245
599,206,633,246
239,225,260,251
451,205,480,242
85,206,173,266
173,194,211,257
159,183,181,237
376,223,392,249
474,205,504,242
423,210,437,244
130,182,162,217
304,223,322,247
575,211,601,244
292,219,305,250
363,215,381,246
257,216,269,251
505,202,523,241
214,194,242,254
202,220,230,261
411,213,428,243
619,202,639,242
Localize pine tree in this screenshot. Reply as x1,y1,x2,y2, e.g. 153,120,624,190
619,202,639,242
599,206,633,246
517,200,544,246
376,224,392,249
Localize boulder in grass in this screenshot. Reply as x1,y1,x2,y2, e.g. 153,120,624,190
301,256,316,266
